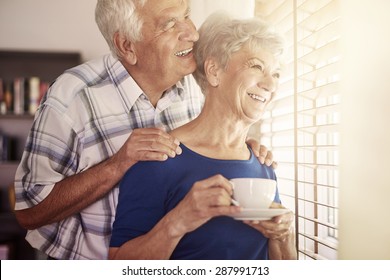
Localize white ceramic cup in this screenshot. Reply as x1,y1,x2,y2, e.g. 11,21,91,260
230,178,276,209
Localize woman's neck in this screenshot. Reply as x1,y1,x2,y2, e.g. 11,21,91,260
171,99,252,160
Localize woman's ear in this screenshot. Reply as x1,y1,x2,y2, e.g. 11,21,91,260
113,32,137,65
204,57,221,87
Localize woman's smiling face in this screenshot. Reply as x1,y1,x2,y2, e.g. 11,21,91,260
218,44,281,123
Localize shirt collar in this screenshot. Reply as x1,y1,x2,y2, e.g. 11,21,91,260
107,54,185,111
106,55,143,111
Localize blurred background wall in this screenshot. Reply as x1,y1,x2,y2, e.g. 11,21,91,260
0,0,255,61
0,0,107,61
190,0,255,28
338,0,390,259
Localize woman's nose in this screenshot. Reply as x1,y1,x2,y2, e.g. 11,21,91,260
178,20,199,42
259,73,277,93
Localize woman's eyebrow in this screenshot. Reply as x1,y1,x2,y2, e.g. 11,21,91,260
249,57,281,71
248,57,265,64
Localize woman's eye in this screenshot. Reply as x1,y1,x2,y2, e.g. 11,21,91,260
252,64,263,71
273,73,281,79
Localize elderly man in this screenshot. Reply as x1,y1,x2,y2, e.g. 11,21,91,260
14,0,273,259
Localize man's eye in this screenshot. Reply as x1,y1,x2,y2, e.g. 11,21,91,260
164,20,176,31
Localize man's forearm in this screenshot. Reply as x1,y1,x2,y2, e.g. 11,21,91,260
15,156,133,230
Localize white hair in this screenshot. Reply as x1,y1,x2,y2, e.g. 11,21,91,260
193,12,285,92
95,0,148,58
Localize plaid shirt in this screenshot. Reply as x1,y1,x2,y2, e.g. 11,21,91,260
14,54,204,259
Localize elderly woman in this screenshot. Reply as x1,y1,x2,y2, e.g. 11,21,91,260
109,13,296,260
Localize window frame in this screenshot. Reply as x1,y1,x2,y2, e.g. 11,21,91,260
254,0,340,260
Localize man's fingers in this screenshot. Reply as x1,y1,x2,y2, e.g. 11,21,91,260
136,151,170,161
246,138,260,157
136,128,179,145
142,138,182,156
132,128,182,158
244,140,277,168
259,145,276,168
258,145,268,164
262,148,273,167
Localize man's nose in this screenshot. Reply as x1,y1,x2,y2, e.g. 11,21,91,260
178,20,199,42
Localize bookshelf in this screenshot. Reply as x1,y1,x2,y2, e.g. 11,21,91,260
0,50,81,259
0,50,81,189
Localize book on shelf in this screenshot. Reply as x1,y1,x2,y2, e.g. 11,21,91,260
0,78,13,114
0,76,49,116
0,79,3,114
13,77,25,115
0,133,17,161
0,244,9,260
28,77,40,115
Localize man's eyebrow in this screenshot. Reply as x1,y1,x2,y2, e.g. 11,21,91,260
159,6,191,29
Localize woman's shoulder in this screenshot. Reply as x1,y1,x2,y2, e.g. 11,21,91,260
122,158,174,180
246,148,277,180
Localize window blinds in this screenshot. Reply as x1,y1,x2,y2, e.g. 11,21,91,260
255,0,340,260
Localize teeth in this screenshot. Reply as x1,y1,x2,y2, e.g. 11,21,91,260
175,48,192,57
247,93,266,102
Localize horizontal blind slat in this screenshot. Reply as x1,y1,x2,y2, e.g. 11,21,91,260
298,81,339,99
297,60,340,81
297,103,340,116
297,180,337,189
300,250,329,260
298,215,337,230
298,39,340,66
297,197,337,209
298,0,340,31
298,0,334,13
256,0,290,18
299,19,341,48
297,123,339,134
299,233,338,250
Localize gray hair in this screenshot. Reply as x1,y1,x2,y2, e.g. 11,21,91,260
95,0,148,58
193,12,285,93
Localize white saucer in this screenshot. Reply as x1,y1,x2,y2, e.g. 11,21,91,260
231,208,290,221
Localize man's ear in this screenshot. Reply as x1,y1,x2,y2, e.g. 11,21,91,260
204,57,221,87
113,32,137,65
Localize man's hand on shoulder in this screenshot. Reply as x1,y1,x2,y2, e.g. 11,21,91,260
246,138,277,169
